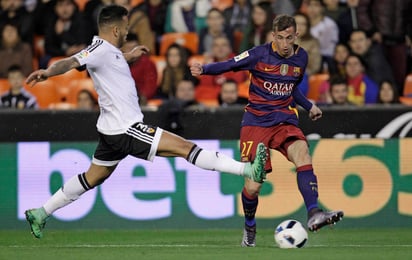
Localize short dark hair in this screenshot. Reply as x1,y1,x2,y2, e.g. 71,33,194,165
329,75,347,91
98,5,128,29
7,64,22,73
272,14,296,32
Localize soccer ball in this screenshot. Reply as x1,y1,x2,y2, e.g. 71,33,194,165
274,219,308,249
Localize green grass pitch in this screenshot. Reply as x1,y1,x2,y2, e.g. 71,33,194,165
1,228,412,260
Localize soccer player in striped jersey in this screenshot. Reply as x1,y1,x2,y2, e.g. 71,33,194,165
23,4,268,239
191,14,344,247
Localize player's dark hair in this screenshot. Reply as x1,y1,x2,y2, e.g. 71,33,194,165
7,64,22,74
97,5,128,29
272,14,296,32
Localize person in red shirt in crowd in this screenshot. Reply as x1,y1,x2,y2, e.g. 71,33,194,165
122,34,158,105
199,35,249,89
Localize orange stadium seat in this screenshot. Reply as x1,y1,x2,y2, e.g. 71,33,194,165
67,78,97,105
403,73,412,97
0,79,10,95
238,80,250,99
400,96,412,106
210,0,233,11
308,73,329,101
24,81,59,109
131,0,144,7
47,56,88,102
159,32,199,56
75,0,88,11
195,85,220,107
149,55,166,86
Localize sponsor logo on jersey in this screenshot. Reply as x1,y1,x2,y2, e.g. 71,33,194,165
263,81,294,96
234,51,249,62
264,66,276,72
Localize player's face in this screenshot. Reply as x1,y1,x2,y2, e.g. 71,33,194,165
272,26,297,58
116,16,129,48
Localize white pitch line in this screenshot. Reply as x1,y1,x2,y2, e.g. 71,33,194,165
3,244,412,248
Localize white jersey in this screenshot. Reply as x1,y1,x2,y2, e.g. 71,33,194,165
73,36,144,135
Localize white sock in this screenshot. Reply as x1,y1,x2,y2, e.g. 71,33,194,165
43,173,90,215
187,146,245,176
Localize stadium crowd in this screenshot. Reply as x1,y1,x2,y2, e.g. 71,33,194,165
1,0,412,111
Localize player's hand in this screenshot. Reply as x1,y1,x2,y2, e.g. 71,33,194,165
190,63,203,76
309,104,322,121
124,45,149,63
26,70,49,87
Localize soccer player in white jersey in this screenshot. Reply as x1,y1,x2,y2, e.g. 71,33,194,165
24,5,268,239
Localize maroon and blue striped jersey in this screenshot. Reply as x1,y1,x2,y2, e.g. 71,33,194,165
202,42,313,127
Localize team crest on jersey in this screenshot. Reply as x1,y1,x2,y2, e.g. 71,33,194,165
77,50,89,59
234,51,249,62
293,67,301,77
280,64,289,75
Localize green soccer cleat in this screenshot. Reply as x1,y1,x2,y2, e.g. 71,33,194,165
244,142,268,183
25,208,49,239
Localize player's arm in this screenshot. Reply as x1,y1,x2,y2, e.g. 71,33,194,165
26,57,81,86
292,87,322,121
123,45,149,63
191,49,258,76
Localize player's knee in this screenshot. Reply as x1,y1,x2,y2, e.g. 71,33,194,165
244,183,262,197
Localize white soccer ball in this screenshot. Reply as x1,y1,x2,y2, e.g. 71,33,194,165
274,219,308,249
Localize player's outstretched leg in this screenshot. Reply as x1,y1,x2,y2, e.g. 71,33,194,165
243,143,267,183
307,208,344,232
25,207,49,239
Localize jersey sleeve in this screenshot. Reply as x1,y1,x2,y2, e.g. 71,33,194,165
202,47,260,75
292,86,313,111
72,40,104,69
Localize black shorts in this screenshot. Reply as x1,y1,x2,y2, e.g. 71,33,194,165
92,122,163,166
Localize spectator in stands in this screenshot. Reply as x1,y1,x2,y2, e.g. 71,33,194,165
323,0,346,22
377,80,400,105
345,53,379,105
134,0,169,54
158,79,203,134
0,23,33,77
348,29,395,89
158,43,197,99
328,75,354,106
307,0,339,72
0,0,34,44
200,35,249,89
198,8,233,55
329,43,350,77
0,64,38,109
122,34,158,105
83,0,113,37
114,0,156,54
223,0,252,34
42,0,91,68
165,0,211,33
336,0,360,44
361,0,410,94
271,0,296,15
218,79,248,107
294,12,322,76
76,89,98,111
239,1,273,52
